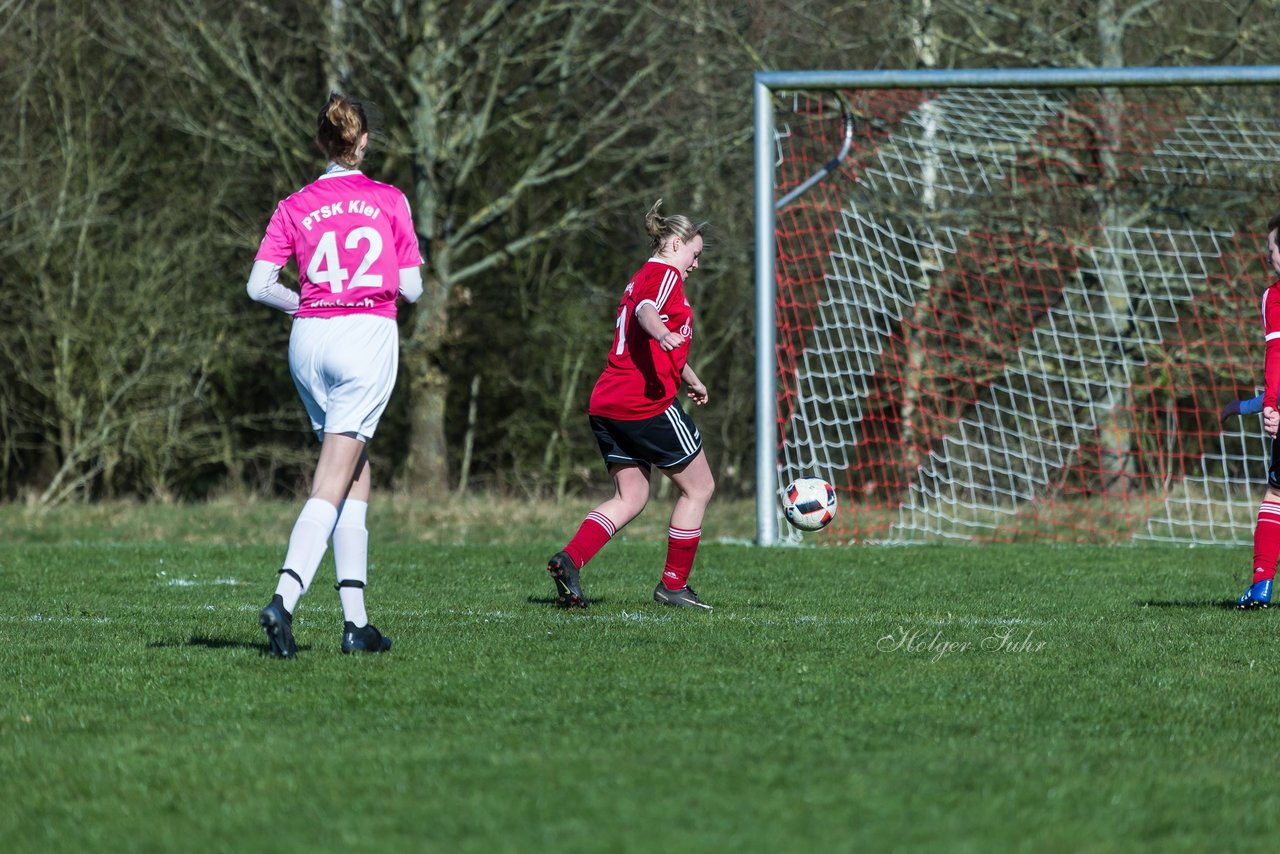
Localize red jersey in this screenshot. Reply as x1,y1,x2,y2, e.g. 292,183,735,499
1263,281,1280,410
589,259,694,419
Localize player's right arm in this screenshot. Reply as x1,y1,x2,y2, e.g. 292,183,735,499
398,267,423,304
635,302,683,351
394,191,425,304
630,264,684,351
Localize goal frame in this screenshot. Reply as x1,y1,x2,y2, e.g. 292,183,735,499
753,64,1280,546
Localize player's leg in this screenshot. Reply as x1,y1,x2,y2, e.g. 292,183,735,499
332,451,392,653
549,463,652,609
264,314,397,655
568,463,652,566
334,449,372,628
548,415,655,609
652,449,715,610
1240,436,1280,609
260,433,365,656
287,432,366,602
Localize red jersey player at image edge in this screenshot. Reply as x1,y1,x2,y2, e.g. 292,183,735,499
245,93,424,656
546,200,716,611
1236,210,1280,610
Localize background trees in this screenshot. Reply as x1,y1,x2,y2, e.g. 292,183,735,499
2,0,1276,505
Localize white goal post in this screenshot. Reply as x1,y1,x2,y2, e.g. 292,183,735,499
755,65,1280,546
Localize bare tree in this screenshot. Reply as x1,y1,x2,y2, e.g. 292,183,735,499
0,0,253,504
342,1,684,492
102,0,689,494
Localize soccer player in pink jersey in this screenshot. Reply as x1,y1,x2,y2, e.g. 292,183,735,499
246,94,424,655
546,200,716,610
1238,211,1280,609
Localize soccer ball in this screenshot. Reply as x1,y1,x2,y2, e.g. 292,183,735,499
782,477,837,532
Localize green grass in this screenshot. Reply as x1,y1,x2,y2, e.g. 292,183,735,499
0,500,1273,852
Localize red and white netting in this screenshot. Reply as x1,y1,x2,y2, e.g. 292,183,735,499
773,86,1280,543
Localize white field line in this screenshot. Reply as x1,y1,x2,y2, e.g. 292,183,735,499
1,614,113,624
0,600,1053,629
164,577,245,587
217,604,1056,628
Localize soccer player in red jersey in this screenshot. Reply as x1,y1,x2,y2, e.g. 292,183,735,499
547,200,716,610
246,94,424,653
1238,212,1280,609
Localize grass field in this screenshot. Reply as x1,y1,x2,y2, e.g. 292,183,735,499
1,498,1276,852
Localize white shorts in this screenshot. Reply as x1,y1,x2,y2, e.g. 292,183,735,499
288,314,399,442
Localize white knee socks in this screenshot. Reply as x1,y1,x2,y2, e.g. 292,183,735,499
275,498,339,613
333,499,369,627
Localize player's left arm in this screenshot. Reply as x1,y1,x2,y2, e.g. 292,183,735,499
248,204,300,315
1263,289,1280,437
1221,392,1265,424
682,363,708,405
245,260,299,315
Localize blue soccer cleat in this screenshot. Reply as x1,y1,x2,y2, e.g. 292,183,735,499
1237,579,1272,610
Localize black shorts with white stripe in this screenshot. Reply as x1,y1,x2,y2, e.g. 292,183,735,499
589,404,702,471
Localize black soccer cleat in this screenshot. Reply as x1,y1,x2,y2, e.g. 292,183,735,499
259,595,298,658
342,622,392,654
547,551,587,609
653,583,713,611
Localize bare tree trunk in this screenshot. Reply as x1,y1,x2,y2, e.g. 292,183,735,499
390,1,681,495
403,273,451,492
1094,0,1137,496
326,0,349,94
400,15,451,493
900,0,943,484
456,374,481,494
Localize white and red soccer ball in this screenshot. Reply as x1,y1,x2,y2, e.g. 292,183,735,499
782,477,837,532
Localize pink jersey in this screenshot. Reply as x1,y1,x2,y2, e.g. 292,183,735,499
589,259,694,419
255,169,423,319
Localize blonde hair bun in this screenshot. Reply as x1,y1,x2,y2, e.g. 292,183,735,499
644,199,705,251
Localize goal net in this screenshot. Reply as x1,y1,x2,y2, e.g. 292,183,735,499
764,71,1280,545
